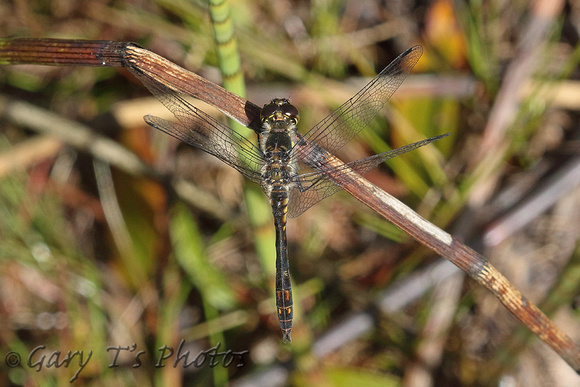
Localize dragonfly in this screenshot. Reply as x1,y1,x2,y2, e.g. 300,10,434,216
134,45,448,342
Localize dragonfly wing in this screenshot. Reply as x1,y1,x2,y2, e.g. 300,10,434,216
287,180,342,218
292,46,423,161
132,67,264,184
145,115,263,184
287,134,448,218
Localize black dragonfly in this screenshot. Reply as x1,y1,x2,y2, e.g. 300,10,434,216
135,45,448,342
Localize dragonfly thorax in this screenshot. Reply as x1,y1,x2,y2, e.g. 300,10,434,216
260,131,296,188
264,131,293,153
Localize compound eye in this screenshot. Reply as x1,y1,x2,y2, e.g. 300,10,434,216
282,104,299,123
260,103,278,122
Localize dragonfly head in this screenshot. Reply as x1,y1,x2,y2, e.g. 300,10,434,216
261,98,299,125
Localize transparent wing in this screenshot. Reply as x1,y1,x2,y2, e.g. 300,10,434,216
130,68,264,184
287,134,448,218
292,46,423,162
144,116,263,184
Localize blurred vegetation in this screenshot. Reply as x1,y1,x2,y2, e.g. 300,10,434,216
1,0,580,386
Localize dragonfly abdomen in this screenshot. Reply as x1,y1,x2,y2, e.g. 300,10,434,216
270,187,293,343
